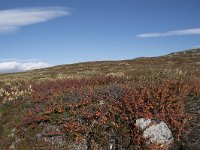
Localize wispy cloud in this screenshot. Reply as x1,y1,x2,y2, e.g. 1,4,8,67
0,7,70,34
137,28,200,38
0,61,50,73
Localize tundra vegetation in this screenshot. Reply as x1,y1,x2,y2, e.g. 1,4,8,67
0,49,200,149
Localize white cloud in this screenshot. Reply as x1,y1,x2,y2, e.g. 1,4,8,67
137,28,200,38
0,61,50,73
0,7,70,34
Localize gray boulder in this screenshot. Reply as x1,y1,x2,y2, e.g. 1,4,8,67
136,118,174,147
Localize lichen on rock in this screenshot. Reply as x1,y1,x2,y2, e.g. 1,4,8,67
136,118,174,148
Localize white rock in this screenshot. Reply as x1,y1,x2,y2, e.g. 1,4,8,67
136,118,174,146
99,100,104,105
109,144,113,149
143,121,173,145
136,118,152,130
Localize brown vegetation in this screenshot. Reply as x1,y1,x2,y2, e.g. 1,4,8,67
0,49,200,149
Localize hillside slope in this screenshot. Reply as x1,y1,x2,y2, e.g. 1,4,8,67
0,48,200,150
0,48,200,81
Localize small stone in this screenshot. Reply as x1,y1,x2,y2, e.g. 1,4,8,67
9,143,15,149
99,100,104,105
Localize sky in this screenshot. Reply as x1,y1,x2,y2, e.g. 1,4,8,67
0,0,200,73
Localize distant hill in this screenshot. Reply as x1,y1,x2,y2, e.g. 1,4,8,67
0,48,200,81
168,48,200,56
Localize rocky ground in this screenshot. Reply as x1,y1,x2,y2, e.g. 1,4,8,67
1,95,200,150
171,96,200,149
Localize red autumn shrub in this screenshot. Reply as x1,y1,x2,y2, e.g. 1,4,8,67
17,76,199,149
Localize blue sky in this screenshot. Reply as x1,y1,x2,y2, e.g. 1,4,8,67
0,0,200,73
